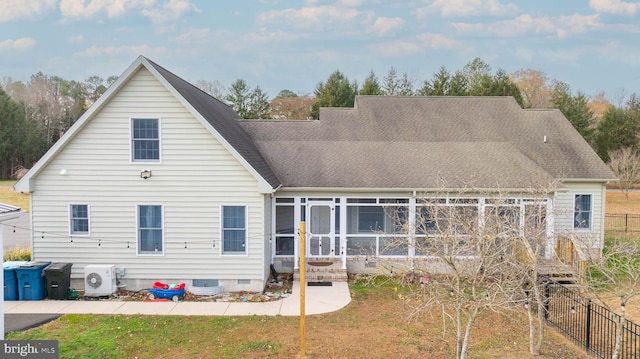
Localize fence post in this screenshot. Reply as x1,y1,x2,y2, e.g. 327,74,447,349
626,214,629,233
585,299,592,352
544,280,550,320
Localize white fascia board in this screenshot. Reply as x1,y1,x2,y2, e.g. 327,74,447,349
559,178,618,183
13,56,148,193
275,186,561,194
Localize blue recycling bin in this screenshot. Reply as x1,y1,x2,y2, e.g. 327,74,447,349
3,261,27,300
16,261,51,300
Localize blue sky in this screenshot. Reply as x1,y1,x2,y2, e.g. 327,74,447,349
1,0,639,101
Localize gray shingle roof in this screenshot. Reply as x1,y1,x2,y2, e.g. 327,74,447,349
145,58,281,188
0,203,20,215
240,96,615,190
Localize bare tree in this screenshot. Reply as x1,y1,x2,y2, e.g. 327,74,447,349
366,181,568,358
269,95,317,120
510,69,554,109
194,79,227,100
504,190,556,355
608,147,640,200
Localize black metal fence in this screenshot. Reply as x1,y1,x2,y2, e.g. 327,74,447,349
544,281,640,358
606,214,640,233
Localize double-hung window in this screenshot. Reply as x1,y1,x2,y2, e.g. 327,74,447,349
70,204,90,235
138,205,163,255
222,206,246,254
131,118,160,162
573,194,592,229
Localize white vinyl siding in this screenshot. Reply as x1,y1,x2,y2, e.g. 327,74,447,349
554,182,605,250
28,67,267,290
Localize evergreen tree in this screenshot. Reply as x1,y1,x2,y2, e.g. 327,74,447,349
594,96,640,162
359,71,381,96
311,70,357,120
552,82,595,143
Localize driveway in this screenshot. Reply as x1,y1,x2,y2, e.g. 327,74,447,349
2,214,30,251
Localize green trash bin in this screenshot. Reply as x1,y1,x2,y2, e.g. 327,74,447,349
45,263,73,300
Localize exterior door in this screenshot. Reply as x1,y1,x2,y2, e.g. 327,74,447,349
307,202,336,257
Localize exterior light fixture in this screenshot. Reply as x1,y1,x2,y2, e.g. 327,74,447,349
140,170,152,179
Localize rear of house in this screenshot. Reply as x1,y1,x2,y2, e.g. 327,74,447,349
14,57,616,292
14,57,278,292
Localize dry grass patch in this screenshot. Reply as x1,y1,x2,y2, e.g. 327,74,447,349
7,280,589,358
606,190,640,214
0,180,29,212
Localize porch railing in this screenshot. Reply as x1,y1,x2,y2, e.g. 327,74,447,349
555,236,588,279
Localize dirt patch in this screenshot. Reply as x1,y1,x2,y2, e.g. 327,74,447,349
76,274,295,303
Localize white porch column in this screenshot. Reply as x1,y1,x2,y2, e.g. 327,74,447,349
546,198,555,259
408,196,416,258
340,198,347,269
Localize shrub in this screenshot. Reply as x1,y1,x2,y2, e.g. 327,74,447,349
4,246,31,261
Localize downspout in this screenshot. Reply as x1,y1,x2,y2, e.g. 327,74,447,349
600,184,607,252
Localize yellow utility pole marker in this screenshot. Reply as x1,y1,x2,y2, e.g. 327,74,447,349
299,221,306,358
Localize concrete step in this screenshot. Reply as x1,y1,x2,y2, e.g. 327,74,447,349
294,259,347,282
294,272,348,282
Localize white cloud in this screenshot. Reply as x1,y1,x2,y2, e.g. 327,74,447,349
0,37,36,51
141,0,200,24
309,49,343,62
74,44,168,58
59,0,140,19
369,16,404,35
0,0,56,22
336,0,367,6
59,0,197,22
175,28,211,42
369,40,421,57
244,30,309,44
453,14,601,38
69,34,84,43
60,0,124,19
416,33,458,49
556,14,602,37
257,6,373,31
589,0,640,15
413,0,518,18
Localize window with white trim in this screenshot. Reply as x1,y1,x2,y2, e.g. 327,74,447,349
70,204,89,235
131,118,160,162
138,205,163,254
222,205,246,254
574,194,592,229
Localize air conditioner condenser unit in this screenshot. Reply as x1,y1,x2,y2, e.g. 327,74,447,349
84,265,117,296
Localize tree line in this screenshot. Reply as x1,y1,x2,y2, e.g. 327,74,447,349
0,74,117,179
1,57,639,183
